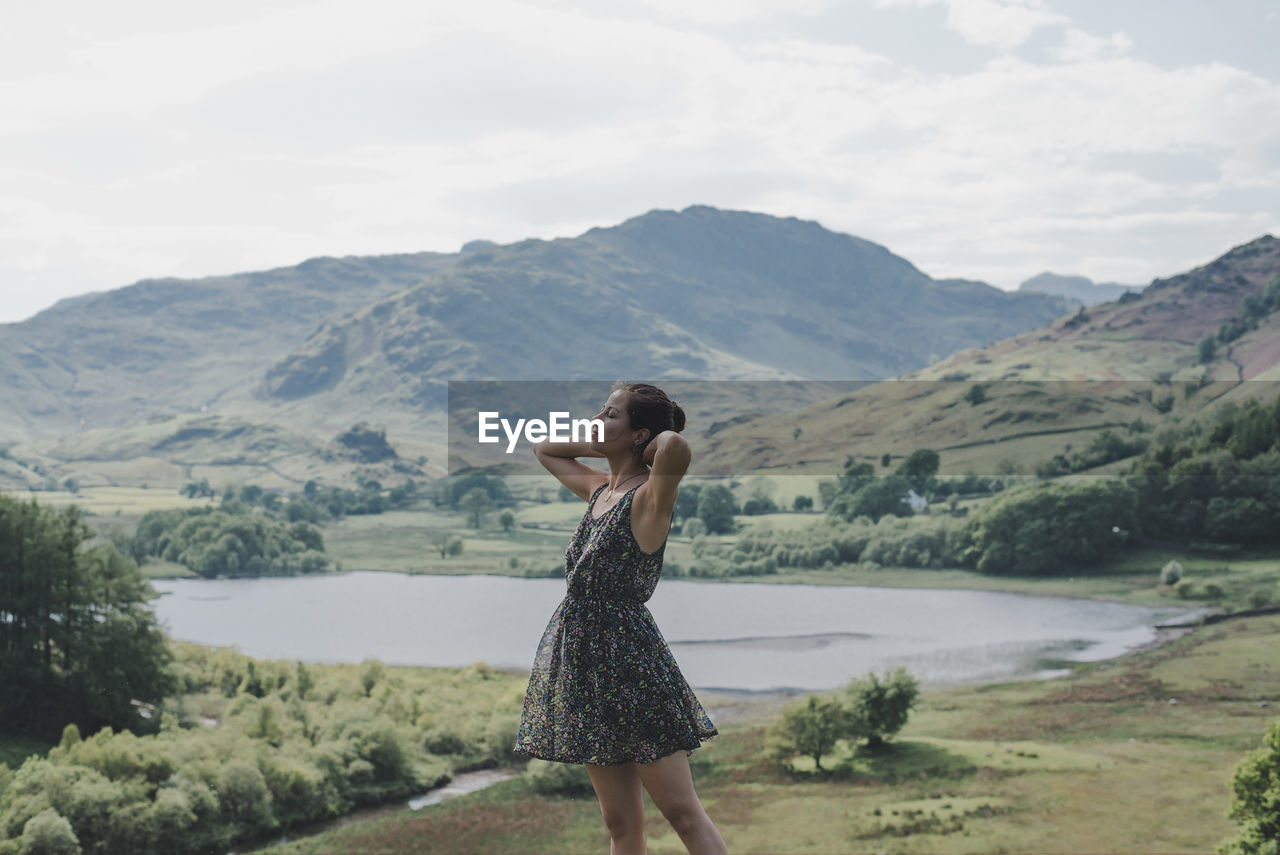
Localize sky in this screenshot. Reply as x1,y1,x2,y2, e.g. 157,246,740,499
2,0,1278,324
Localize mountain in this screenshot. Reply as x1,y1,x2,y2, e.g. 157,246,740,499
697,234,1280,478
1017,272,1142,305
0,252,460,441
245,206,1073,427
0,206,1076,489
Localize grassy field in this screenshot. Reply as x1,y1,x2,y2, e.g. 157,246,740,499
268,614,1280,855
1,486,215,550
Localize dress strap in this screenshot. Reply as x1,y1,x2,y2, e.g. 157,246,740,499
586,482,607,516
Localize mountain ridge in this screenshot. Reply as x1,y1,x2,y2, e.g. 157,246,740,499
0,206,1089,488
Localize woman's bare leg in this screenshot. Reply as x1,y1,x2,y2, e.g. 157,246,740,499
585,762,647,855
634,751,728,855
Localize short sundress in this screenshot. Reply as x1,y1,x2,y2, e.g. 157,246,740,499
512,482,719,765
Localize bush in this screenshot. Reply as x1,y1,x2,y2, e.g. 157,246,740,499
1246,590,1273,610
768,695,848,771
828,476,914,524
1198,335,1218,363
697,485,738,534
844,667,920,750
950,479,1138,575
1160,561,1184,586
1220,717,1280,854
1176,579,1198,599
20,809,81,855
523,759,593,797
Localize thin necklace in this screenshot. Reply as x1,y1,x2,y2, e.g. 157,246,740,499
605,471,647,503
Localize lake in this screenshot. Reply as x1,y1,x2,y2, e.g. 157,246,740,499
151,571,1194,692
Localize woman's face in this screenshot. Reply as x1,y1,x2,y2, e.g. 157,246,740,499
590,390,640,451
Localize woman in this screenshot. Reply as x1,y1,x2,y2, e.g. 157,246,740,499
513,382,728,855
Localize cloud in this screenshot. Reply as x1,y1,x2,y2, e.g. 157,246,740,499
1050,28,1134,63
1,1,1279,322
877,0,1068,50
530,0,830,24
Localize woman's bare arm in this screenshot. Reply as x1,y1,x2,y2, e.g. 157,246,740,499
630,431,690,550
533,440,607,502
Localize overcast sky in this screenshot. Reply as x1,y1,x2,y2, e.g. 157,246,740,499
2,0,1278,324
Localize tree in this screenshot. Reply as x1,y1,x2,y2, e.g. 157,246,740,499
431,532,463,558
965,384,987,406
217,760,276,838
1220,716,1280,854
838,460,876,496
20,808,82,855
770,695,847,771
1266,273,1280,310
792,495,814,511
458,488,493,529
844,667,920,749
828,476,913,524
498,510,515,533
0,496,175,737
437,474,513,510
696,485,737,535
1199,335,1218,363
359,660,384,697
896,449,940,495
949,479,1139,575
674,484,703,521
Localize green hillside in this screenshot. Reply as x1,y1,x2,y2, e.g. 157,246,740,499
698,234,1280,480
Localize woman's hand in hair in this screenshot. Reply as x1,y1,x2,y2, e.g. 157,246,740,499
643,430,685,468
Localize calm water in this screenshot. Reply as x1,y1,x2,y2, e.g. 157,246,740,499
151,571,1192,692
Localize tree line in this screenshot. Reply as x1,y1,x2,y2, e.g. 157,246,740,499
0,496,173,740
130,508,334,579
181,476,422,522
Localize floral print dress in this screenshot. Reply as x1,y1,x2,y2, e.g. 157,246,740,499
513,483,719,765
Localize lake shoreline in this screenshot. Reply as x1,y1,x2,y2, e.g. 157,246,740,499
153,571,1187,693
148,560,1175,605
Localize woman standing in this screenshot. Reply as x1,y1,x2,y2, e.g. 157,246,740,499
513,382,728,855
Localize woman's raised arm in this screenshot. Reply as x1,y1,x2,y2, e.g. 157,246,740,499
533,440,608,502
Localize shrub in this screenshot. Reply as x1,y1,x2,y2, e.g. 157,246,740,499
523,759,593,796
1220,717,1280,854
19,809,81,855
768,695,848,771
1246,590,1273,610
844,667,920,749
950,479,1138,575
1160,561,1184,586
681,518,706,538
